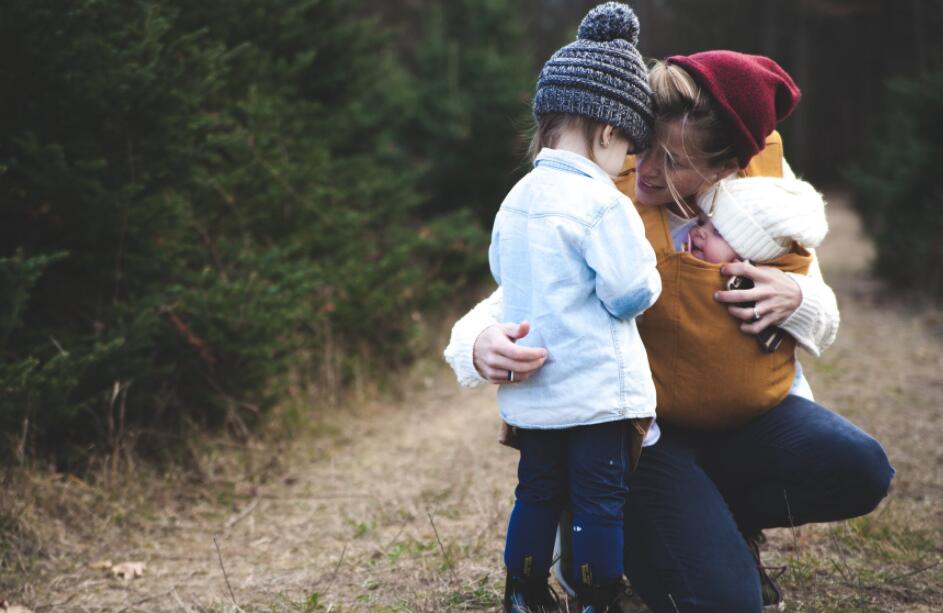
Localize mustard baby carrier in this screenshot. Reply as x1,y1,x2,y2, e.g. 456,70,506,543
614,132,812,429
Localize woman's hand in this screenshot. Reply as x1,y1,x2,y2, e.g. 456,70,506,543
473,321,548,384
714,261,802,335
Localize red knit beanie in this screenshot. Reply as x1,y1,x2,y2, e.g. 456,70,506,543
666,51,801,168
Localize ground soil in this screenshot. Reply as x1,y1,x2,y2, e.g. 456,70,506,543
3,194,942,612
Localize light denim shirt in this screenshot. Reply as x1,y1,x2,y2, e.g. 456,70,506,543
489,148,661,429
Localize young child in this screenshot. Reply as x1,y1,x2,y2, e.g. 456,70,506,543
488,3,660,611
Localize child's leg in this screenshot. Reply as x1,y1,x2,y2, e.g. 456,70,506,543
505,428,566,581
567,421,629,590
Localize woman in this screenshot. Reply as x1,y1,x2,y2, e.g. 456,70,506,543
444,51,894,613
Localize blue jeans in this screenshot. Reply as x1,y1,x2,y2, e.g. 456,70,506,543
506,421,630,587
623,395,894,613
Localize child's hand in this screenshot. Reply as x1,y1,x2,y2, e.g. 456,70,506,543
472,321,547,384
714,261,802,335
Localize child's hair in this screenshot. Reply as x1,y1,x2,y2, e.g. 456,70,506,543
648,60,738,209
527,113,628,164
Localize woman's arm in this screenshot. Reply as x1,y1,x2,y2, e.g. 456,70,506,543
714,251,839,356
442,287,547,387
780,254,840,356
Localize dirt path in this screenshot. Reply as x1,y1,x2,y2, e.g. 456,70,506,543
8,195,943,612
11,360,522,611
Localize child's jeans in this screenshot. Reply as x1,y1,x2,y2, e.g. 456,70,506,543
504,420,630,589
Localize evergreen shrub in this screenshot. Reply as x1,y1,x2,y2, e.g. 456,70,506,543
0,0,530,466
403,0,534,226
846,72,943,298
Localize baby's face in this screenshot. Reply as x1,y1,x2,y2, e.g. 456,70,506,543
689,217,739,264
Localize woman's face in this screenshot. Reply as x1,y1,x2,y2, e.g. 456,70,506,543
634,119,720,209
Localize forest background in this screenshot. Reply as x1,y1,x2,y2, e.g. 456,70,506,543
3,0,939,471
2,0,942,610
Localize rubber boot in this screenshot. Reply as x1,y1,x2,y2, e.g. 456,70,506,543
503,571,561,613
576,579,625,613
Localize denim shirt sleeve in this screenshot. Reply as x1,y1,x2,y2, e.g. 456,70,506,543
489,223,502,285
583,199,661,320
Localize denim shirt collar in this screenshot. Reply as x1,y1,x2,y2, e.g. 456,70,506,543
534,147,614,185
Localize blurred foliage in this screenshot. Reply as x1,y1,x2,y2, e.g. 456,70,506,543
401,0,534,226
0,0,531,467
523,0,943,182
846,72,943,298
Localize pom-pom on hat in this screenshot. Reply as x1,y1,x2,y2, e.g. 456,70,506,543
667,51,801,168
697,177,828,262
534,2,654,151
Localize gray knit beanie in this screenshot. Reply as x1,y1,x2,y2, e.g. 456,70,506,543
533,2,654,150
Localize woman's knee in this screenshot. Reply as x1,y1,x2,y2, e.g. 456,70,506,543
853,435,895,513
831,431,895,515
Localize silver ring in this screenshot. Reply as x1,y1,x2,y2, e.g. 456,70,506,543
507,370,514,383
752,306,761,322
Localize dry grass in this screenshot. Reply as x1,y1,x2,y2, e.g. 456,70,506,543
1,194,941,612
2,364,518,612
759,195,943,612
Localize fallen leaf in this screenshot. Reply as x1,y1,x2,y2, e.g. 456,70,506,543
111,561,146,580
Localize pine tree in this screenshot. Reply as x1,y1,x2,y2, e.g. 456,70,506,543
0,0,497,465
846,72,943,299
403,0,535,227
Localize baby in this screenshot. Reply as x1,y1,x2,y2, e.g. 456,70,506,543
686,176,827,266
685,176,828,350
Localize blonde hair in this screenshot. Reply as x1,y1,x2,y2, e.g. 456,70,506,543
648,60,738,212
